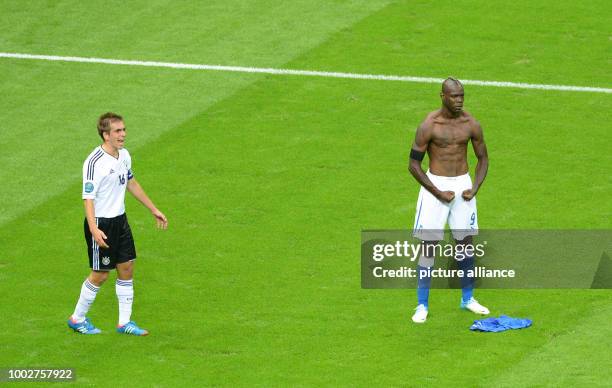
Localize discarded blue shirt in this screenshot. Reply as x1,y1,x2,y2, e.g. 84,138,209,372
470,315,532,332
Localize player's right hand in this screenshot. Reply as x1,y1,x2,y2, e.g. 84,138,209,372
91,228,109,248
437,190,455,203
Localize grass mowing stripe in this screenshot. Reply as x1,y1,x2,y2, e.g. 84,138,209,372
1,52,611,94
0,0,391,227
485,297,612,387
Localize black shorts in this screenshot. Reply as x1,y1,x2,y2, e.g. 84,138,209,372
84,213,136,271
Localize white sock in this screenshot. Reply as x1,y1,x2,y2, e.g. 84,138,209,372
116,279,134,326
72,279,100,323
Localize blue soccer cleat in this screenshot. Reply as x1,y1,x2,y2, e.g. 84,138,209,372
68,317,102,334
116,321,149,336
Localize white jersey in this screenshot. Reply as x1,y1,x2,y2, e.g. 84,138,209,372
82,146,134,218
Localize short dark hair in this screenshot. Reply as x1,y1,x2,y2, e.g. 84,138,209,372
97,112,123,140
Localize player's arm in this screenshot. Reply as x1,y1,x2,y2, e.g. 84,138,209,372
82,155,109,248
127,178,168,229
408,121,454,203
84,199,109,248
463,121,488,200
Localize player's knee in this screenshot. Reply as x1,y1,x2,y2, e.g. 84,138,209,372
418,255,435,268
418,241,438,268
455,236,472,245
89,271,109,286
116,262,134,280
420,241,439,261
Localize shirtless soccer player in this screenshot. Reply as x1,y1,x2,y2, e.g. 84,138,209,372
408,78,490,323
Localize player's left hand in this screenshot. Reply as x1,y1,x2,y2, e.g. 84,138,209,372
152,209,168,229
462,189,476,201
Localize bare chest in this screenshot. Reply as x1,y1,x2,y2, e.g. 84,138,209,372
431,122,472,147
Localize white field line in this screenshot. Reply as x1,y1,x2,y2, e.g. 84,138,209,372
1,52,611,94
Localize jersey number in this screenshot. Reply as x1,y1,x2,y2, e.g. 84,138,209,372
119,174,126,185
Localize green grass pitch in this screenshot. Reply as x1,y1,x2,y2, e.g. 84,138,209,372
0,0,611,386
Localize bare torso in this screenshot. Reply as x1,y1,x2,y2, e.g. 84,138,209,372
409,80,488,203
425,110,477,177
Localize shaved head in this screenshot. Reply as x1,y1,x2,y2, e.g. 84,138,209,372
440,77,465,116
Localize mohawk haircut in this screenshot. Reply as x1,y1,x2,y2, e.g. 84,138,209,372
442,77,463,92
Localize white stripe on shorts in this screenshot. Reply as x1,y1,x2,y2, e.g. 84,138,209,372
93,218,99,270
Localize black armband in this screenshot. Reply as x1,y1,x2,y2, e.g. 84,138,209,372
410,149,425,161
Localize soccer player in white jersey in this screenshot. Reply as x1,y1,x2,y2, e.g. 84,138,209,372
68,112,168,335
408,78,490,323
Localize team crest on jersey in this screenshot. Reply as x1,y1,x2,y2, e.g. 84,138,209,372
102,256,111,265
84,182,94,193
